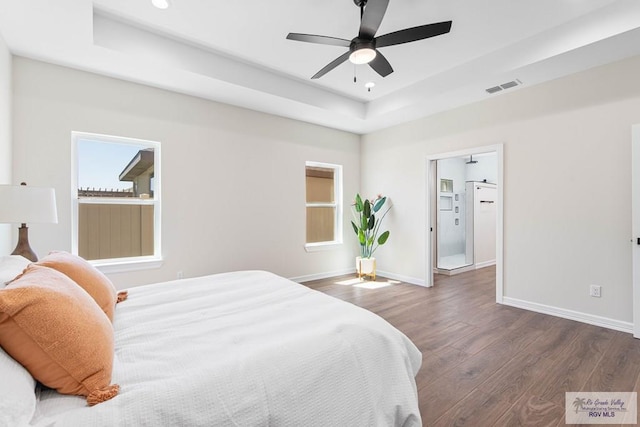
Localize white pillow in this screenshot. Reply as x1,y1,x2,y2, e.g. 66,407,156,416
0,346,37,426
0,255,31,287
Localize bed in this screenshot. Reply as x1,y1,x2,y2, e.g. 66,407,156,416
0,257,422,426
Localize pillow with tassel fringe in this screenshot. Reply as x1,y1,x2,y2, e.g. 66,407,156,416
37,251,128,322
0,264,119,406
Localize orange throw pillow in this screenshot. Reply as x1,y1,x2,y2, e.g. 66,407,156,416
37,251,118,322
0,265,119,406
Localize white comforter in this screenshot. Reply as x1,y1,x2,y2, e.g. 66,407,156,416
31,271,422,426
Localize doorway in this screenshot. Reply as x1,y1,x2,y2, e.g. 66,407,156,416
425,145,504,304
435,154,498,274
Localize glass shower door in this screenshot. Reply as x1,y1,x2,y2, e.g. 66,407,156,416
436,159,473,271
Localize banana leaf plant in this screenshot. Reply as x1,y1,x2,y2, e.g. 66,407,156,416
351,194,391,258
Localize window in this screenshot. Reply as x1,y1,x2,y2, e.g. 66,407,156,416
71,132,161,269
305,162,342,249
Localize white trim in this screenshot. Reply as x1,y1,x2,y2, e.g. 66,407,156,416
503,297,633,334
305,202,337,208
291,268,425,287
291,268,426,287
632,124,640,338
290,268,355,283
376,270,425,287
495,145,504,304
304,241,343,252
305,161,343,246
425,144,504,302
92,256,163,274
71,131,162,261
474,260,496,269
434,265,475,276
78,197,156,206
423,157,437,287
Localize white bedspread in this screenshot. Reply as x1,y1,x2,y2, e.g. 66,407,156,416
31,271,422,426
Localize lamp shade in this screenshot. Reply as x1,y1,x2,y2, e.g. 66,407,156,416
0,185,58,224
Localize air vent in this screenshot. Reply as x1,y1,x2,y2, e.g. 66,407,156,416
486,79,522,95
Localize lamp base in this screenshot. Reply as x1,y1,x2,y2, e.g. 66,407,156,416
11,224,38,262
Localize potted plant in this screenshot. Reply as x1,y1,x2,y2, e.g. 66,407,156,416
351,193,391,280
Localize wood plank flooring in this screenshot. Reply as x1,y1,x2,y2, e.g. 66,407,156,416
303,266,640,427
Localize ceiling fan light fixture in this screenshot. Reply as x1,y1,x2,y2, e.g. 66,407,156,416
349,48,376,65
286,0,452,80
151,0,170,9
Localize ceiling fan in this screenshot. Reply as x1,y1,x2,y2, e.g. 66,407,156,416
286,0,452,80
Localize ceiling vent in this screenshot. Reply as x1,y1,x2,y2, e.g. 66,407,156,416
486,79,522,94
500,81,518,90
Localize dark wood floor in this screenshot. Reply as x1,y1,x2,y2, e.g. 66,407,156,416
303,266,640,427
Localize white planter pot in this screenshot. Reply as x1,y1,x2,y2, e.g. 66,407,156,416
356,256,376,280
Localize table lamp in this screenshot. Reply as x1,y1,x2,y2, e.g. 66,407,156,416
0,182,58,261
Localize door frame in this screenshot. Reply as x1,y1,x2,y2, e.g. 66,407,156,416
632,125,640,338
425,144,504,304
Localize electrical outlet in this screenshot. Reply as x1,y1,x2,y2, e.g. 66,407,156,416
177,271,184,279
590,285,601,298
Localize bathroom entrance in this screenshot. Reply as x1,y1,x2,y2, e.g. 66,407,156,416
435,153,497,274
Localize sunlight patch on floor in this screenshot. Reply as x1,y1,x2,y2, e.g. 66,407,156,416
335,278,363,286
354,281,393,289
334,278,400,289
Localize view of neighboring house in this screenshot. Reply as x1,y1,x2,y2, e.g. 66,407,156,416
118,148,154,198
76,148,155,261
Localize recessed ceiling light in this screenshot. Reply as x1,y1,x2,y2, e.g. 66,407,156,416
152,0,170,9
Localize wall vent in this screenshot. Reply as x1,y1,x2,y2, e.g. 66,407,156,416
486,79,522,95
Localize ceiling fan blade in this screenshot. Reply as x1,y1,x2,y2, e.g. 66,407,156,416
311,51,351,79
359,0,389,39
369,50,393,77
375,21,452,48
286,33,351,48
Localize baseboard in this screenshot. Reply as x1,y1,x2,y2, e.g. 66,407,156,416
475,260,496,269
292,268,426,287
434,265,475,276
376,270,426,287
290,268,355,283
502,297,633,334
432,261,495,276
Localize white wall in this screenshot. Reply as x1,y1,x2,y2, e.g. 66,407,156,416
0,31,11,253
12,58,360,288
362,54,640,324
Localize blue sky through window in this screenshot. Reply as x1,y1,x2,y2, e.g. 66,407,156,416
77,139,141,190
